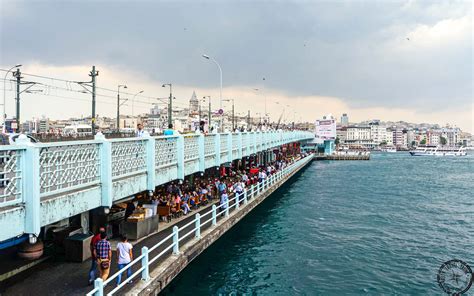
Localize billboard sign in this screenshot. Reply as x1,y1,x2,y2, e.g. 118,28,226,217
315,119,336,140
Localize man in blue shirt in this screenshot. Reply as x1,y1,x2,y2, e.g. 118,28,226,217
164,124,174,136
218,179,227,197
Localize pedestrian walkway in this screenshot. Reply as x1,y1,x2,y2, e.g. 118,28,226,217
1,201,220,296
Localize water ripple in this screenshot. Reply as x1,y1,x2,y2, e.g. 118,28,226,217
163,153,474,295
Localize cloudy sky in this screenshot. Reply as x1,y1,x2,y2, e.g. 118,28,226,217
0,0,472,131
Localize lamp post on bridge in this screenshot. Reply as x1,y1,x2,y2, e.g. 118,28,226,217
2,64,22,132
202,54,222,131
223,98,235,131
162,83,172,127
116,84,127,132
131,90,144,118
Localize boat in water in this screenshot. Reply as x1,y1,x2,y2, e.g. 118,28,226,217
381,146,397,153
409,146,467,156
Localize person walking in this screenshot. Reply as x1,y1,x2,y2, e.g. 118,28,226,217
116,235,133,286
88,227,105,285
220,190,228,216
94,232,112,281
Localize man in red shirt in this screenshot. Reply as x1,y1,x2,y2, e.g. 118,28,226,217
88,227,105,285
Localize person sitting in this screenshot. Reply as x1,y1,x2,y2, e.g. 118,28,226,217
181,200,191,215
189,192,197,208
170,199,177,215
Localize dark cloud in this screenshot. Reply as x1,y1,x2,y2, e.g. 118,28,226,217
1,0,471,111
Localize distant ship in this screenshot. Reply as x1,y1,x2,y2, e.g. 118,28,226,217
409,146,467,156
381,146,397,153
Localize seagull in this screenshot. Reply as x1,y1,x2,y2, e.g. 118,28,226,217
406,37,410,41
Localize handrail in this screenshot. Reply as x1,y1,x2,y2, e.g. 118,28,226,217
88,155,313,296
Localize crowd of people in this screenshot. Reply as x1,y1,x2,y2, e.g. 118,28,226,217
88,151,306,285
147,155,298,221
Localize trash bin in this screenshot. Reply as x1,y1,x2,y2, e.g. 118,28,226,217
64,233,93,262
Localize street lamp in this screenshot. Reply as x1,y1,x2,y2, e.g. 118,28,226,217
132,90,144,117
223,98,235,131
202,54,223,131
117,84,127,132
2,64,22,132
162,83,172,126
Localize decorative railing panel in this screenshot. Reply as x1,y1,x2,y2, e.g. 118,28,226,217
184,135,199,161
232,133,239,151
0,148,22,207
220,134,228,153
111,139,147,178
256,133,262,149
39,143,100,195
155,137,178,168
242,133,248,150
204,135,216,157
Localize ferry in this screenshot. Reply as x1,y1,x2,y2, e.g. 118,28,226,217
409,146,467,156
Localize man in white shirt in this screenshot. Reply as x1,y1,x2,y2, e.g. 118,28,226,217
116,235,133,285
136,123,145,137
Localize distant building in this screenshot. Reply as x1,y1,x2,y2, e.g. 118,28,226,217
441,127,460,146
392,128,408,149
427,131,440,146
368,121,386,145
345,126,374,148
189,91,199,116
38,117,50,133
340,113,349,126
336,126,347,143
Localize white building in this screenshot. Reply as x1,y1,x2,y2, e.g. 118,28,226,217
441,127,460,146
369,122,387,145
38,117,50,133
345,126,375,148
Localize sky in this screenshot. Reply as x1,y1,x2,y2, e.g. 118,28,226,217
0,0,472,132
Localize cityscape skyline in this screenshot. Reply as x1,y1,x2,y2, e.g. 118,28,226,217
1,1,471,133
1,64,472,133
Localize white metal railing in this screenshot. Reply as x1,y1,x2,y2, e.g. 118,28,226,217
87,155,312,296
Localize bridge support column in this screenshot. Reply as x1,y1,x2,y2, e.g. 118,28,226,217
198,133,205,172
145,135,156,191
177,135,185,180
237,131,242,160
214,133,221,166
95,133,112,208
22,140,41,237
252,132,257,155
